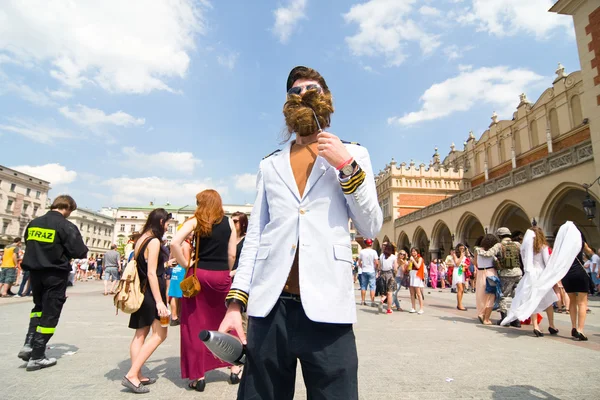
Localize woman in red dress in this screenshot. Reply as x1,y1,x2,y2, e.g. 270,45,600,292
170,190,241,391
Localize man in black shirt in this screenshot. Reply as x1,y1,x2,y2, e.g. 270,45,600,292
18,195,88,371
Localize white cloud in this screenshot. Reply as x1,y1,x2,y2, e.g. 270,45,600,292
48,90,73,99
419,6,441,17
388,66,544,126
234,173,257,193
443,45,474,61
102,176,227,205
343,0,441,67
0,119,73,143
0,0,208,94
458,0,572,39
120,147,202,174
217,52,240,70
273,0,308,44
2,82,54,107
11,163,77,185
59,105,145,127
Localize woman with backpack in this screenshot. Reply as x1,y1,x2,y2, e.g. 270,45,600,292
379,243,398,314
474,234,500,325
170,189,241,392
122,208,171,394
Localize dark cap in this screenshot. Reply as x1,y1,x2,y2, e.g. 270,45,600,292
286,66,329,93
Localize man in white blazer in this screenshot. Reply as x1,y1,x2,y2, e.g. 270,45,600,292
219,66,382,400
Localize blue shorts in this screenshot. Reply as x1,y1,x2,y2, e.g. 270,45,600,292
168,265,185,298
360,271,376,291
103,267,119,281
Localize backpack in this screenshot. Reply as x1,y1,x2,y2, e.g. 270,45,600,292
113,239,149,314
496,241,521,270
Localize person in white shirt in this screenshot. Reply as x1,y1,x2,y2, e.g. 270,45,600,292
378,243,398,314
358,239,379,306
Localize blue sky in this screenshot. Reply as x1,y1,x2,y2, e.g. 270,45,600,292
0,0,579,210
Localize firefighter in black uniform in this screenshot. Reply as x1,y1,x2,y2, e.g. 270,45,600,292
17,195,88,371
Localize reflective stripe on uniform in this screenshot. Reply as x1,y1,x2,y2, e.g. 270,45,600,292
30,312,42,318
36,326,55,334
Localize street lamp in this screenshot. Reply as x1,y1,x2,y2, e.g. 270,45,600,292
582,178,600,220
583,193,596,221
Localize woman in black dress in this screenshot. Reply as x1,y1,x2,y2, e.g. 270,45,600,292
561,229,595,341
122,208,172,393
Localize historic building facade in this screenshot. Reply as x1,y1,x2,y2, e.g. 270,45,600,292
109,203,254,248
376,55,599,260
67,208,115,257
0,165,50,248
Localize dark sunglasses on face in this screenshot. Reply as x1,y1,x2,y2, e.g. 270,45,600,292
287,84,323,96
233,219,239,223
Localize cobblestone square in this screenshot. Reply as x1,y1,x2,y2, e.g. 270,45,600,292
1,282,599,399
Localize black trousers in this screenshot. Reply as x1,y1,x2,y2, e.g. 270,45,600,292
26,270,69,359
238,297,358,400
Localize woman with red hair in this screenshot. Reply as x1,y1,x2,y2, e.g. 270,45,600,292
170,190,241,391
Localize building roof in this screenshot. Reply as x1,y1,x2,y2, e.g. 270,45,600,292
117,204,252,212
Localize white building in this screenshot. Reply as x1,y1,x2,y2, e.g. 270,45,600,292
111,203,254,247
67,208,116,257
0,165,50,247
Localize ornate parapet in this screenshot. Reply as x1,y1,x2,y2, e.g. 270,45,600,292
394,140,593,228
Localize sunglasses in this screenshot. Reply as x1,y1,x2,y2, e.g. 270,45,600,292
287,84,323,96
232,219,239,223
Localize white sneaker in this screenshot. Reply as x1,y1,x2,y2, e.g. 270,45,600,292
417,310,424,315
409,308,416,313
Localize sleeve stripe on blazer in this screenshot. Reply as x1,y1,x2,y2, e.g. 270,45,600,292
340,169,366,194
226,289,249,307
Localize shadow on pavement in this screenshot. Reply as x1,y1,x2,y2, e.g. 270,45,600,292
47,343,80,359
438,316,479,325
489,385,560,399
479,324,536,338
358,308,380,315
104,356,231,388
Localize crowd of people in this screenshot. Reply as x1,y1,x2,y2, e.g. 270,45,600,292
8,65,596,399
356,224,594,341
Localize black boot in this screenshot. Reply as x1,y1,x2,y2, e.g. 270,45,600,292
510,319,522,328
18,316,40,361
497,312,507,325
30,330,53,361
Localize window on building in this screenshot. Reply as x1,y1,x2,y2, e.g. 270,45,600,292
33,205,39,216
87,224,90,232
10,183,16,192
382,198,390,219
167,225,173,233
35,191,41,199
549,108,559,139
2,221,9,234
94,226,97,234
498,139,505,163
80,222,83,230
130,224,136,233
23,203,29,214
26,188,31,196
120,224,125,232
6,199,14,212
514,129,522,155
571,95,583,127
85,237,90,245
530,120,539,147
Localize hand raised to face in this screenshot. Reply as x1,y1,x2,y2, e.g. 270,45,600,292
317,132,352,169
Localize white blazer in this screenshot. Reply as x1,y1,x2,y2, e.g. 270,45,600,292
228,140,382,324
